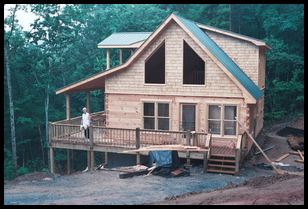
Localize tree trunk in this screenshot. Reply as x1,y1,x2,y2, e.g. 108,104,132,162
45,60,51,172
5,46,17,178
38,125,45,165
229,4,232,31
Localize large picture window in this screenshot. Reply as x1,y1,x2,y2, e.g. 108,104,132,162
208,104,237,136
143,102,169,130
145,42,165,84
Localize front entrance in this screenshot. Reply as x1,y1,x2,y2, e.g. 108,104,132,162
181,104,196,131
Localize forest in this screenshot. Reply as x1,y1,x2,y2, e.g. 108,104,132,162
4,4,304,180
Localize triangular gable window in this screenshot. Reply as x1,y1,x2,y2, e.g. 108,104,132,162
145,42,165,84
183,40,205,84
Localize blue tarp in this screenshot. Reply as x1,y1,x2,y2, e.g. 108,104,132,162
148,151,180,168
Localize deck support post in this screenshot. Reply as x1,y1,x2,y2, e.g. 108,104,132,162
87,151,91,171
67,149,71,175
86,91,91,114
90,150,94,172
185,130,191,166
50,147,55,174
119,49,123,64
103,152,108,166
106,48,110,69
203,151,208,173
136,128,141,165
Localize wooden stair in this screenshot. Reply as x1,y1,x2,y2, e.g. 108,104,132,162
207,154,237,175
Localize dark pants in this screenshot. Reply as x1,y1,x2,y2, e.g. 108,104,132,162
84,127,89,139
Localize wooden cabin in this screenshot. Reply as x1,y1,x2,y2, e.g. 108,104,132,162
49,13,270,175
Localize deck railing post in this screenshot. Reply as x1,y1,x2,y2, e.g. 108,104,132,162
89,126,94,171
136,128,140,149
136,128,140,165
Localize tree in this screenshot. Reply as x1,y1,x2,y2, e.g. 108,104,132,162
4,4,19,178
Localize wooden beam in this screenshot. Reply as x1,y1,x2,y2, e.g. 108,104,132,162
50,147,55,174
295,159,304,164
235,117,283,174
203,151,208,173
289,151,304,156
297,150,304,161
86,91,91,114
275,153,290,162
119,49,123,64
106,48,110,69
65,94,70,120
136,153,140,165
87,151,91,171
67,149,71,175
90,150,95,171
104,152,108,165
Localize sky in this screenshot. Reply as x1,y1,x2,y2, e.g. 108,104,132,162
4,4,38,31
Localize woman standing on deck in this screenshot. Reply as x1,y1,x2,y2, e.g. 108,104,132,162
81,107,91,141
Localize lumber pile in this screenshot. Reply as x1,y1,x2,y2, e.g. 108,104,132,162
123,144,208,153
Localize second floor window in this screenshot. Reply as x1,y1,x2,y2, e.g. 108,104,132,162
183,40,205,85
145,42,165,84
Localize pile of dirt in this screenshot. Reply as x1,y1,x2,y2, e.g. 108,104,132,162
12,172,53,183
287,135,304,151
241,173,297,188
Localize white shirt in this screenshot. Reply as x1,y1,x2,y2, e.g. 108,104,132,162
81,112,90,128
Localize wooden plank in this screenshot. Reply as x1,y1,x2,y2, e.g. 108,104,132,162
50,147,55,174
235,117,283,175
254,146,275,155
274,153,290,162
297,150,304,161
295,159,304,164
289,151,304,156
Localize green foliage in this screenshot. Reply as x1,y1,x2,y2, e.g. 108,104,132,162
17,166,30,176
4,4,304,179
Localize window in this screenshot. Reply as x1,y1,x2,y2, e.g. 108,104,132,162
145,42,165,84
183,40,205,84
224,106,237,135
143,103,155,129
208,104,237,136
181,104,196,131
208,105,221,134
158,103,169,130
143,102,169,130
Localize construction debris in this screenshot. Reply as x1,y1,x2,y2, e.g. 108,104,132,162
297,150,304,161
254,145,275,155
123,144,208,153
289,151,304,156
295,159,304,164
275,153,290,162
287,135,304,151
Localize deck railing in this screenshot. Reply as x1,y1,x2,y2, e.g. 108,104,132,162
49,119,208,149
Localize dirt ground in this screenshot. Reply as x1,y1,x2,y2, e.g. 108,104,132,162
4,118,304,205
153,174,303,205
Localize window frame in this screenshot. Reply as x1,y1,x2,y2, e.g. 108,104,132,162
144,40,166,85
208,104,239,137
142,101,171,131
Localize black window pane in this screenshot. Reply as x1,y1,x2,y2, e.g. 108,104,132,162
224,121,236,135
225,106,236,120
183,41,205,84
144,117,155,129
144,103,154,116
209,120,220,134
145,42,165,84
158,103,169,117
209,105,221,119
158,118,169,130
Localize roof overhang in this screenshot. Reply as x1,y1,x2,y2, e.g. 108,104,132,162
197,23,271,50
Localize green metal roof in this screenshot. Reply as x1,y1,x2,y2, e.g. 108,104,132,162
176,15,263,101
97,32,152,46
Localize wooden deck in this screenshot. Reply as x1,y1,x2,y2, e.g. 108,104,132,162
48,111,246,174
